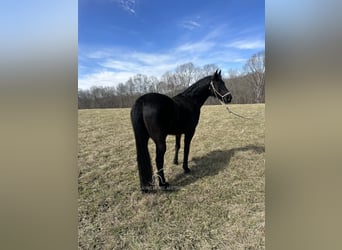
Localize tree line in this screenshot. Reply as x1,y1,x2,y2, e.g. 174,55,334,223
78,51,265,109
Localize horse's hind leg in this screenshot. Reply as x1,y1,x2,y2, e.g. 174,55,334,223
173,134,181,165
155,140,169,189
183,130,195,173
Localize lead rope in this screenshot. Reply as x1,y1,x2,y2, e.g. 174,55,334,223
150,168,166,186
210,81,252,120
219,100,253,119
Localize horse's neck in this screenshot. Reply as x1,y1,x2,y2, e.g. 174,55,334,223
181,78,211,107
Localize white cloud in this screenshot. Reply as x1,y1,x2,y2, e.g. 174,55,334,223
182,20,201,30
98,52,180,76
78,43,248,89
86,50,112,59
130,52,172,65
78,49,183,89
228,39,265,50
78,27,265,89
176,41,215,53
100,59,139,71
111,0,136,14
79,71,133,89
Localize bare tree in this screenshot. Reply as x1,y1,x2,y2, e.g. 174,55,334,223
132,74,147,94
161,71,181,96
78,89,92,109
227,75,255,104
227,69,241,78
201,64,218,78
78,58,267,109
116,83,130,108
244,51,265,103
175,62,197,87
155,81,167,94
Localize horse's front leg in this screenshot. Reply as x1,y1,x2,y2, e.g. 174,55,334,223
155,141,169,188
173,134,181,165
183,131,195,173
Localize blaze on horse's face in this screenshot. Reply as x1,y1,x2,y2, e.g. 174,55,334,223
210,70,232,104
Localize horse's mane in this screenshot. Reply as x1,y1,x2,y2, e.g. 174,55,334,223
179,76,211,98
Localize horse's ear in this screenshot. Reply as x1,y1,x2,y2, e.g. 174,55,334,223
213,69,221,79
212,70,216,79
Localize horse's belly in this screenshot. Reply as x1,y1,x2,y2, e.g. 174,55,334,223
166,121,193,135
166,124,183,135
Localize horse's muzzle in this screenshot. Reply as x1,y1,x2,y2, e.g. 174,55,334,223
223,94,232,103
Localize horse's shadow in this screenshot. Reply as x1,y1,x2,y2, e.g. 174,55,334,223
169,144,265,189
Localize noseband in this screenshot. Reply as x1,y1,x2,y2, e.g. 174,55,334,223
210,81,231,102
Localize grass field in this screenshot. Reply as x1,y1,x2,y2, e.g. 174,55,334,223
78,104,265,249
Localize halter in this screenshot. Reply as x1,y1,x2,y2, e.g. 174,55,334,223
210,80,231,102
210,80,252,120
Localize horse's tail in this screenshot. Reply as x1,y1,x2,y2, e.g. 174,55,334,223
130,98,153,192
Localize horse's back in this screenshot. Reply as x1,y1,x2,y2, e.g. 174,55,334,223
134,93,174,113
139,92,172,105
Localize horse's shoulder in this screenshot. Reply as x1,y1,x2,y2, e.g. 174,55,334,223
173,95,198,109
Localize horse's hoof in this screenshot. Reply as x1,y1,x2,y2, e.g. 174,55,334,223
159,182,170,189
183,168,191,174
141,185,153,193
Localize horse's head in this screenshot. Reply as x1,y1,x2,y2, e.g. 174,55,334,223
209,70,232,103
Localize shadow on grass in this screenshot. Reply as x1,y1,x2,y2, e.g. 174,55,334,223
169,144,265,190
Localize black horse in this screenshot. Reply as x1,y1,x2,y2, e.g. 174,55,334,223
130,70,232,192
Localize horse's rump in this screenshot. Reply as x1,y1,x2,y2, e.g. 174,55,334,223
138,93,179,135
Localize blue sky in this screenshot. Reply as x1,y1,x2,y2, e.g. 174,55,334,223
79,0,264,89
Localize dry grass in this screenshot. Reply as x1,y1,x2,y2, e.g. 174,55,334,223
78,104,265,249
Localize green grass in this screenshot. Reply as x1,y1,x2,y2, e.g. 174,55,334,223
78,104,265,249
